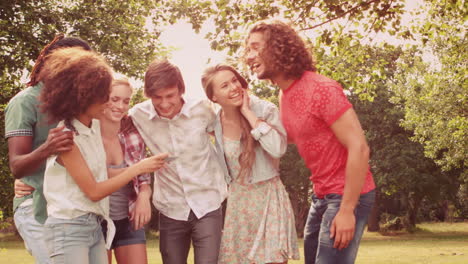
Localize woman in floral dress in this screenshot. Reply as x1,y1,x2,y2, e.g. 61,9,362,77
202,64,299,264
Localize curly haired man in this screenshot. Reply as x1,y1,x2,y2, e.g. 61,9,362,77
244,19,376,264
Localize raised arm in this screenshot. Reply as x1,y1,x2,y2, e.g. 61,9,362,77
240,93,287,158
60,144,168,202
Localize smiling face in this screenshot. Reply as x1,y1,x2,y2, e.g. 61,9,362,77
245,31,276,80
210,70,245,108
150,85,184,119
102,83,132,123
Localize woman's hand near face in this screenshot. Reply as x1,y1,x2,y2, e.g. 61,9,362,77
240,90,262,129
240,89,251,115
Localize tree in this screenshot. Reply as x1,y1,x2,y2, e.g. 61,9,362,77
390,0,467,174
348,44,462,231
279,145,311,236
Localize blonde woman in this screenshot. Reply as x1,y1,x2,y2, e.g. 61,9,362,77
99,77,153,264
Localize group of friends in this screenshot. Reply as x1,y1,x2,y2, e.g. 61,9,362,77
5,19,376,264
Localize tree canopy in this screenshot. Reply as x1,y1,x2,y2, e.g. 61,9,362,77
390,0,467,174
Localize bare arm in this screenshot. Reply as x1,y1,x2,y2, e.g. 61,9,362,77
130,184,152,230
8,126,74,179
60,144,167,202
329,108,370,249
107,167,125,178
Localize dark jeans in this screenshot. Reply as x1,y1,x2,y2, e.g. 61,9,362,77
303,190,375,264
159,207,223,264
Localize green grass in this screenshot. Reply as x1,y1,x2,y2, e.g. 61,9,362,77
1,222,467,264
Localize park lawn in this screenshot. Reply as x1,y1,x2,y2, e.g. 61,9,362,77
0,222,467,264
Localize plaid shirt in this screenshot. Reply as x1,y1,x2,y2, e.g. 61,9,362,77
118,127,151,212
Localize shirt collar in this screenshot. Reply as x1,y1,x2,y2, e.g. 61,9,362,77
71,118,99,136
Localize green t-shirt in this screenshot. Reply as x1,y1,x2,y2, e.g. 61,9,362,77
4,82,57,224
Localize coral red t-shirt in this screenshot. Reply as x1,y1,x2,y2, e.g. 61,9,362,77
279,71,375,197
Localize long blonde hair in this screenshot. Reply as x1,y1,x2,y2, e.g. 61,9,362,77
201,64,257,181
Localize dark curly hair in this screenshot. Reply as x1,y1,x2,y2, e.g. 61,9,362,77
245,19,316,80
28,34,92,87
39,47,112,130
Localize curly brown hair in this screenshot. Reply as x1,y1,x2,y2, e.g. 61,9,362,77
245,19,316,79
39,47,112,127
201,64,257,182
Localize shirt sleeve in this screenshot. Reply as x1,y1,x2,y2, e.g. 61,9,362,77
119,130,151,185
202,100,216,133
250,98,287,158
311,82,352,126
5,93,37,138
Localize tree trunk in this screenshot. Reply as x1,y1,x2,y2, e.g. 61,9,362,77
367,191,380,232
405,195,422,231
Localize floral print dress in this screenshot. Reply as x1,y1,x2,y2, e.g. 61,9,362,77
219,137,300,264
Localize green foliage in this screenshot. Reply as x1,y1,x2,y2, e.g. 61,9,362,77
163,0,406,99
379,213,404,233
349,44,462,230
1,0,173,80
130,87,147,107
279,145,311,237
390,0,467,173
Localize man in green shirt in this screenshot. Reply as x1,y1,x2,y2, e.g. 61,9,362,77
5,36,91,263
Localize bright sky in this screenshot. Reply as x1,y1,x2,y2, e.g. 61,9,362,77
153,0,424,100
158,21,228,100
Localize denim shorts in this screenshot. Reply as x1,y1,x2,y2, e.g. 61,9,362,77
102,217,146,250
44,213,107,264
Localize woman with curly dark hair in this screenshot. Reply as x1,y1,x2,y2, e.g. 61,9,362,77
5,35,92,264
245,19,375,264
38,47,168,264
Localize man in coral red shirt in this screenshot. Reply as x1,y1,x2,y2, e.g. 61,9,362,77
244,19,376,264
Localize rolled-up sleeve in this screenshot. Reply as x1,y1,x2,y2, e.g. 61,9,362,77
250,100,287,158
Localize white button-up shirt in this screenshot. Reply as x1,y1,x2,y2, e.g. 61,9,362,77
44,119,115,249
129,98,227,221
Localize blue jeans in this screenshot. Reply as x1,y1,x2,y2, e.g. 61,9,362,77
304,190,375,264
44,213,107,264
14,204,51,264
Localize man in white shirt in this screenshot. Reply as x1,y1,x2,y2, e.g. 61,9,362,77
129,60,228,264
